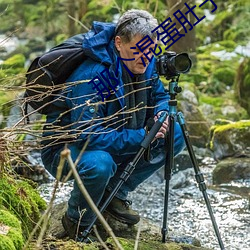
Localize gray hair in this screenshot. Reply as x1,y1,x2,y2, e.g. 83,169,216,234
115,9,158,43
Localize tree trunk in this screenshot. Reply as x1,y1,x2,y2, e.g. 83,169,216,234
166,0,196,58
67,0,77,36
78,0,88,20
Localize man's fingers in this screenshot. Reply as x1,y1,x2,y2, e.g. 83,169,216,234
155,132,165,139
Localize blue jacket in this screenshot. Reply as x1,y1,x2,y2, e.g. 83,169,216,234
44,21,170,156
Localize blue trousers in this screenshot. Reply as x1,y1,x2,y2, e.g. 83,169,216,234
41,123,185,226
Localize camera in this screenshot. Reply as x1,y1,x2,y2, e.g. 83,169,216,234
156,51,192,79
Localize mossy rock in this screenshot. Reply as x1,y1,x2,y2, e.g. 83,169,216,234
106,237,210,250
199,92,249,122
0,209,24,250
212,67,235,86
0,174,47,239
44,202,211,250
209,120,250,160
213,157,250,184
28,237,211,250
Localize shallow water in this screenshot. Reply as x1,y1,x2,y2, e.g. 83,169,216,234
38,157,250,250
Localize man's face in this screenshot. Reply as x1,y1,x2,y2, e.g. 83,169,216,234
115,35,156,75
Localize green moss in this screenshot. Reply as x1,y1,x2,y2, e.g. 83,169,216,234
7,228,24,249
218,40,237,52
224,25,248,42
213,67,235,86
106,237,207,250
199,95,224,107
0,54,26,86
0,175,47,239
213,120,250,133
199,90,248,122
0,209,24,249
0,235,16,250
0,209,21,229
1,54,25,68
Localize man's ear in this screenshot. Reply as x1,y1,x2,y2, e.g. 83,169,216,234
115,36,122,51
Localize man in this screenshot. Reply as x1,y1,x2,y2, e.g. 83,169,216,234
41,9,185,241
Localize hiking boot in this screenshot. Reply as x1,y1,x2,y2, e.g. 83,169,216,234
105,196,140,225
61,213,97,243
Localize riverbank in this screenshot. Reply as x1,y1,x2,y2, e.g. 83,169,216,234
38,155,250,250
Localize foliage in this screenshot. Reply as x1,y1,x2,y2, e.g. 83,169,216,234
0,174,47,238
199,91,248,122
0,54,26,88
0,209,24,250
198,0,250,45
213,67,235,86
234,57,250,115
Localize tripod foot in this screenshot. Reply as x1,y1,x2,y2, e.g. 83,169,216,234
161,227,168,243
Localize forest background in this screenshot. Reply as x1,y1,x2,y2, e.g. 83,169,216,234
0,0,250,126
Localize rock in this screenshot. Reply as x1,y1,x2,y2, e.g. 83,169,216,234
209,120,250,160
199,103,213,117
181,89,198,105
45,202,211,250
170,168,193,189
221,105,237,116
179,100,211,148
213,157,250,184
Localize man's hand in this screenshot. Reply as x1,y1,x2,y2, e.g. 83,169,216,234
154,111,169,139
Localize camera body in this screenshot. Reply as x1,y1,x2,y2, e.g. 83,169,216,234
156,51,192,80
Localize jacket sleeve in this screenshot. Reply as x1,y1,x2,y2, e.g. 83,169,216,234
65,62,146,156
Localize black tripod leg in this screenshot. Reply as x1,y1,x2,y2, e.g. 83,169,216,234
81,112,168,241
162,114,175,243
177,112,225,250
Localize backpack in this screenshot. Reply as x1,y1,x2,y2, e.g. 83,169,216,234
24,34,87,115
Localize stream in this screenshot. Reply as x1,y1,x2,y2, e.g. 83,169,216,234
38,155,250,250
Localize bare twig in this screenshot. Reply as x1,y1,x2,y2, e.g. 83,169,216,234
134,220,142,250
68,14,90,31
61,148,124,250
93,225,110,250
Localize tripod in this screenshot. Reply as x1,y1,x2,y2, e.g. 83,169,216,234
82,77,225,250
162,77,225,249
81,111,168,241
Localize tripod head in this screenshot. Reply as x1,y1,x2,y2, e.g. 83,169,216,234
168,76,182,100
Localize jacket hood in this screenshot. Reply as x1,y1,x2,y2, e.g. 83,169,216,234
82,21,116,65
80,21,157,83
